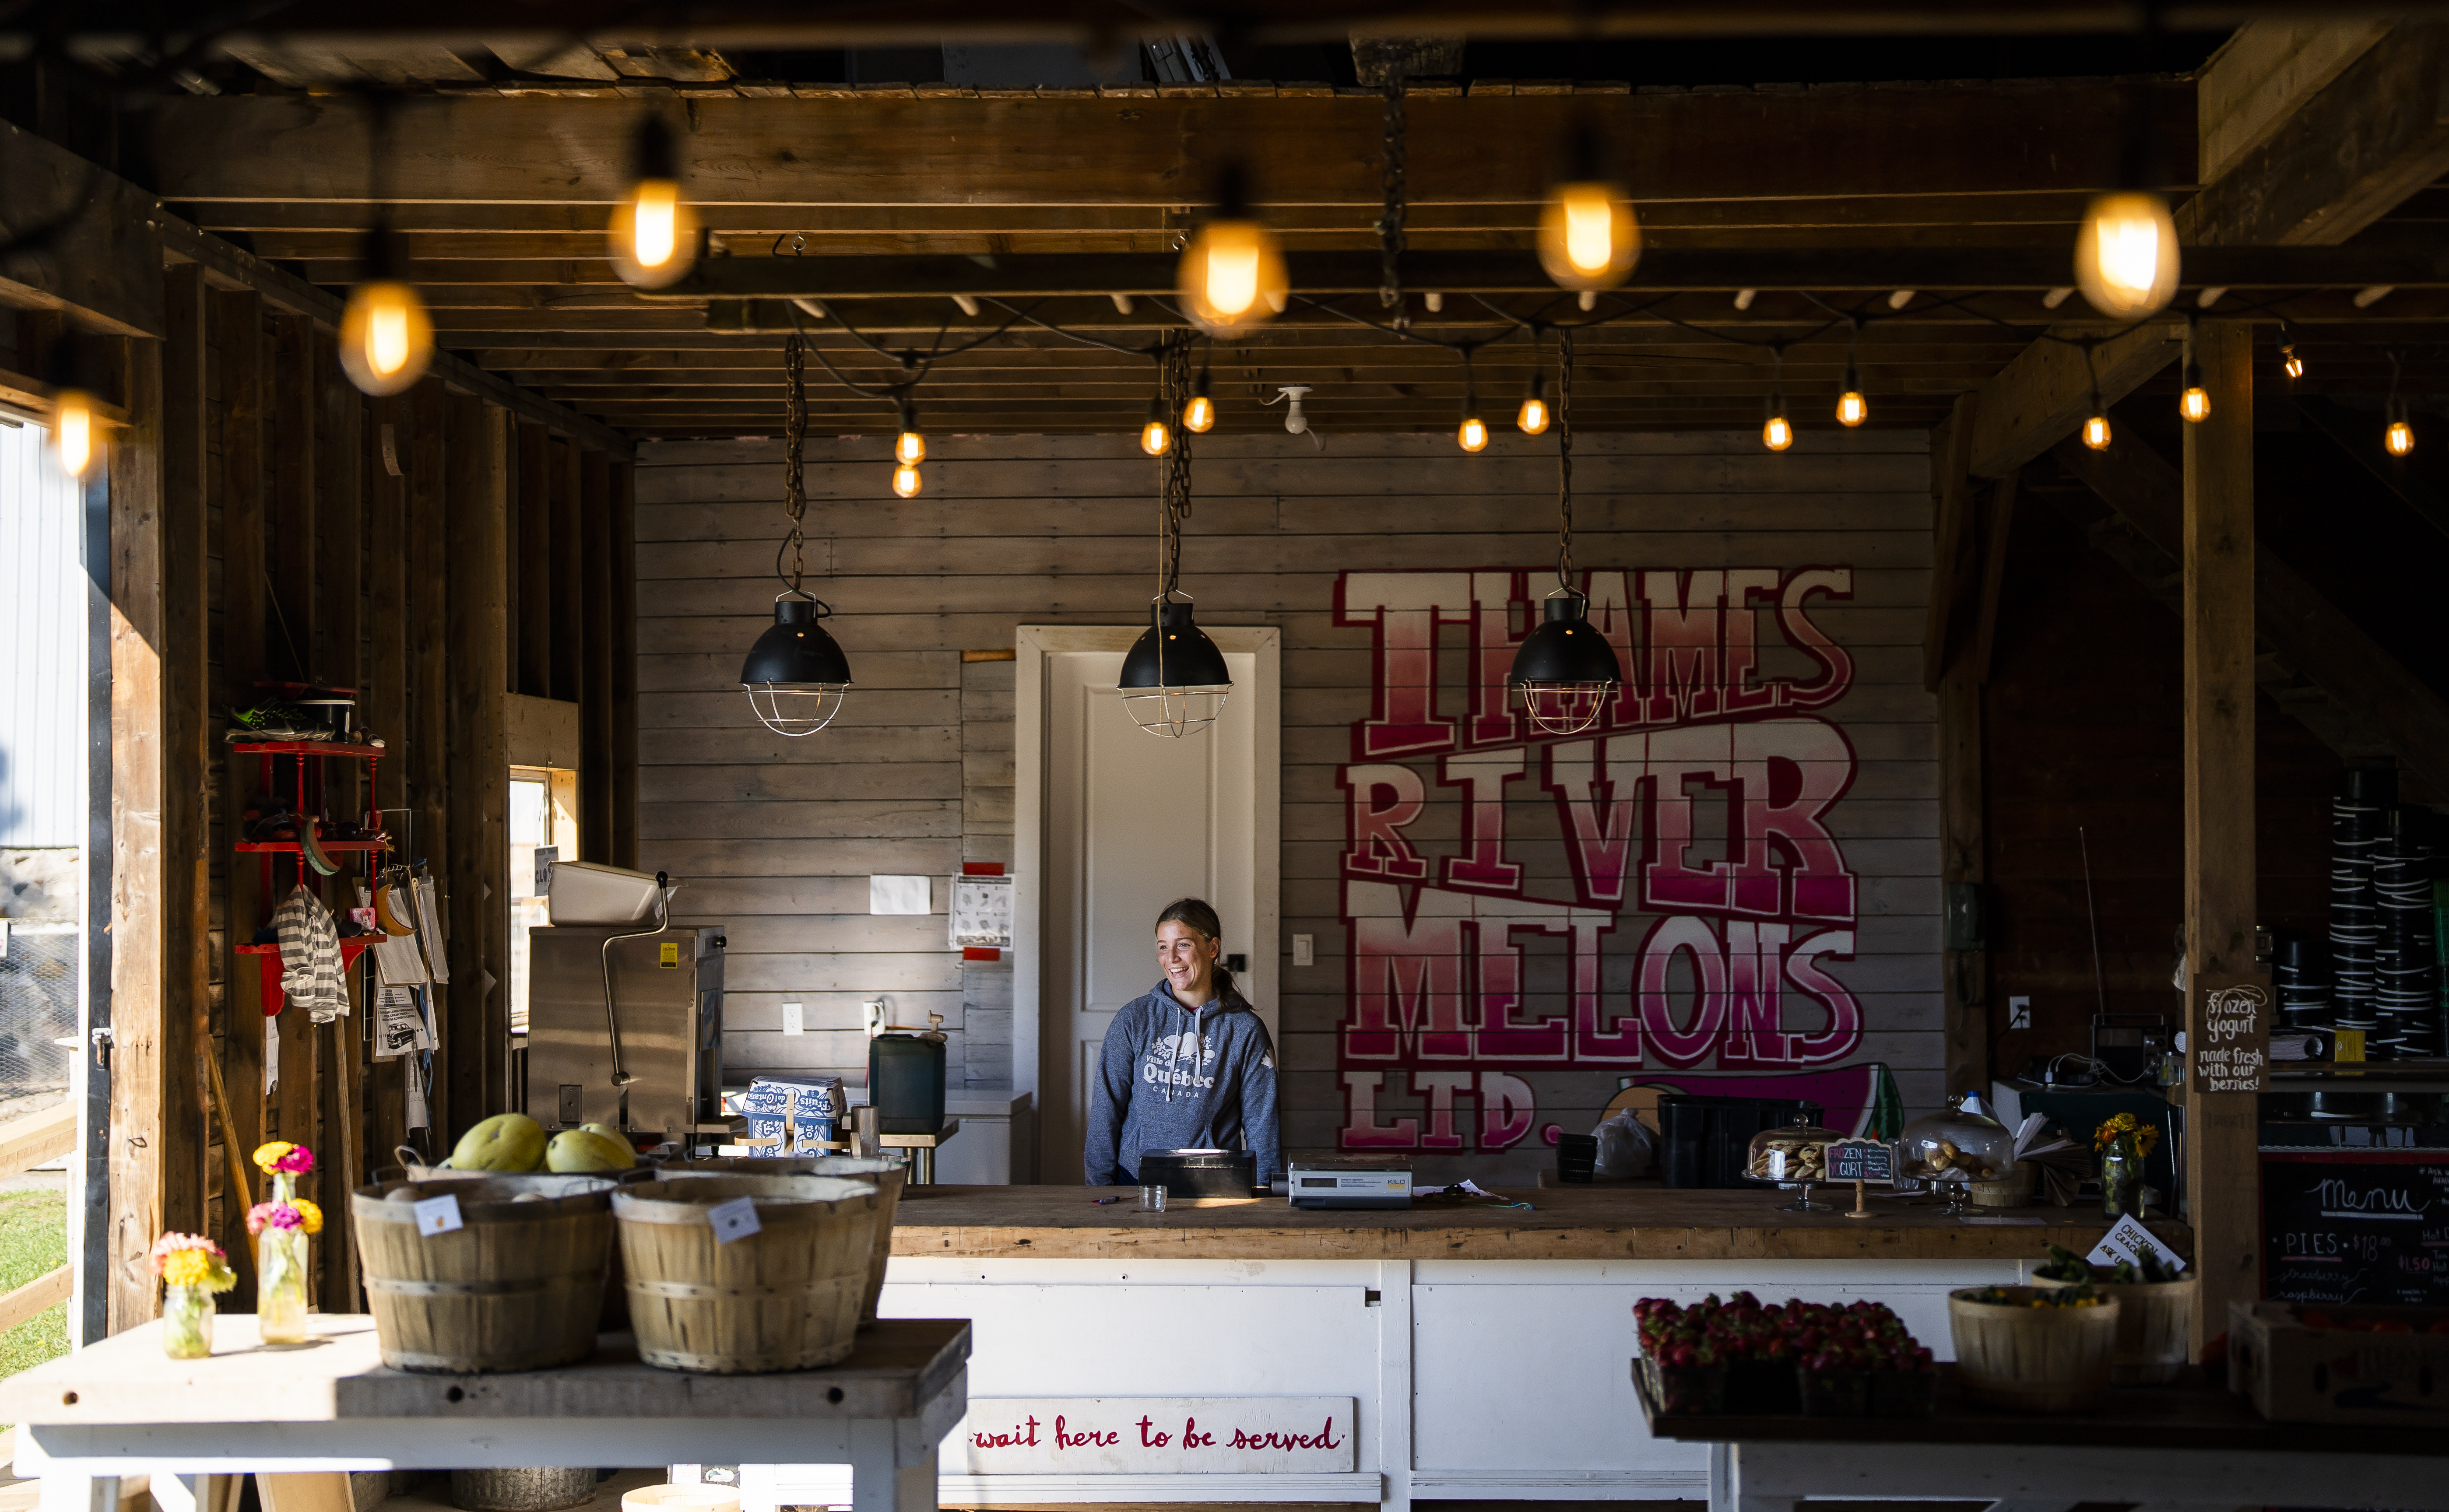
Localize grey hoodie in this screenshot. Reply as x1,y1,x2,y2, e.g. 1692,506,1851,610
1082,977,1281,1187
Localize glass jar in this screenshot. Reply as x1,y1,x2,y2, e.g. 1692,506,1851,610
162,1282,215,1359
2101,1139,2144,1218
1897,1098,2016,1214
1744,1116,1843,1212
257,1172,311,1344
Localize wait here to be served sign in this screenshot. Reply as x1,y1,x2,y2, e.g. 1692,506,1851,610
958,1398,1356,1473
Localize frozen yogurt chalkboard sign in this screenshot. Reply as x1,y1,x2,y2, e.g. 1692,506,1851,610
2192,974,2270,1094
2262,1154,2449,1306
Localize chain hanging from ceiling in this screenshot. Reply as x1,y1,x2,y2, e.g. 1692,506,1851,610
1377,79,1407,321
1552,328,1575,590
1157,329,1196,598
779,332,811,593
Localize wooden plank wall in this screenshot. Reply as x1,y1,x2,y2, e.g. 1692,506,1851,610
631,431,1946,1159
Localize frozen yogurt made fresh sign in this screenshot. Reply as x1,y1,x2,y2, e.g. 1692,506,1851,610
958,1397,1355,1473
1330,566,1882,1151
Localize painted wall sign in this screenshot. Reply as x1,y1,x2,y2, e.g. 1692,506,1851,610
1332,565,1901,1151
2192,974,2271,1094
958,1397,1356,1474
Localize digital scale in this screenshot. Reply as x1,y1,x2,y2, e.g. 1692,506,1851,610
1286,1161,1413,1210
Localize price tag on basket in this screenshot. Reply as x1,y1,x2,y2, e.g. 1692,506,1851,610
413,1193,463,1238
708,1195,762,1244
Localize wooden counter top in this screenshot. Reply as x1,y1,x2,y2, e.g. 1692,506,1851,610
889,1185,2194,1262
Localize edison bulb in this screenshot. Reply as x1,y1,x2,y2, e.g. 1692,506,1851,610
892,463,922,498
339,280,434,396
2074,190,2179,319
1141,417,1172,456
2283,346,2305,381
2180,385,2210,424
1184,393,1216,433
2388,418,2416,457
1458,416,1488,453
895,429,926,466
2084,413,2113,450
53,389,95,478
611,179,699,289
1837,390,1867,428
1177,218,1287,331
1517,395,1549,435
1762,414,1793,452
1538,182,1639,291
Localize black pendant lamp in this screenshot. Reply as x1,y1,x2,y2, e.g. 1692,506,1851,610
1119,333,1232,737
741,334,853,736
1507,330,1621,736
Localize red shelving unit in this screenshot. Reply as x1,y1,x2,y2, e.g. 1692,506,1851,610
234,730,390,1018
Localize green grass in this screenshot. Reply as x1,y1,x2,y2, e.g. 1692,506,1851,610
0,1189,70,1426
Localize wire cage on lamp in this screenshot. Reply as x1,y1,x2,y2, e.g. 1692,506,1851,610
1119,332,1232,738
1507,330,1621,736
740,334,854,736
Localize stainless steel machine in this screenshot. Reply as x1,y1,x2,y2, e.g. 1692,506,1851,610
525,923,726,1138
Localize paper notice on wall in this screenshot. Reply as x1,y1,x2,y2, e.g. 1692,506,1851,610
375,985,431,1057
415,877,450,983
404,1048,429,1131
264,1013,280,1095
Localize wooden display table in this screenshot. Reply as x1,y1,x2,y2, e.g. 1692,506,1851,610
1635,1365,2449,1512
1,1316,969,1512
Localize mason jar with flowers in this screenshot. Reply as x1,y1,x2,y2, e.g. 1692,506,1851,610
2093,1113,2157,1219
149,1233,236,1359
249,1142,323,1344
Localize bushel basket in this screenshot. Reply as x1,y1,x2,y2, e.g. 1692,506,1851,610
654,1154,905,1327
352,1175,617,1373
614,1175,883,1373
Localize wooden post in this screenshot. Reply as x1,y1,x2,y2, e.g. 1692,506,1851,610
515,421,551,699
407,382,452,1146
1928,394,1990,1102
105,333,167,1334
268,310,316,682
446,397,512,1128
2182,320,2261,1349
552,436,583,705
609,459,640,870
215,290,268,1302
579,451,615,863
161,266,211,1243
365,396,411,1166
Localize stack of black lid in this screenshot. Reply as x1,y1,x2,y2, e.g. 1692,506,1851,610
2330,768,2393,1047
2373,803,2438,1058
2270,930,2331,1030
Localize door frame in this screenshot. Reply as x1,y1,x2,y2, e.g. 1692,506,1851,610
1013,624,1282,1182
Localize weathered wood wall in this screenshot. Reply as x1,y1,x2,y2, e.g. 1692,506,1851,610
633,429,1944,1171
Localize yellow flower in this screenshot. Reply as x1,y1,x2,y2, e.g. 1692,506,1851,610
162,1250,213,1287
291,1198,323,1235
253,1141,297,1173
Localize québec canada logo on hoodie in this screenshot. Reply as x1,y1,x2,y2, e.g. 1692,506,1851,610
1143,1030,1218,1090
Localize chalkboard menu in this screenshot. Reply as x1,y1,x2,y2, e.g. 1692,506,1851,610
2262,1152,2449,1306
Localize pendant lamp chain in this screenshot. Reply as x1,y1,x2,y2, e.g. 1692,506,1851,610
1158,330,1195,599
780,333,810,593
1377,79,1407,316
1554,329,1575,593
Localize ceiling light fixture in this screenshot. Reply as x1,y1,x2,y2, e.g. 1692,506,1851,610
2387,354,2415,457
1120,333,1231,738
1178,164,1287,333
1761,344,1793,452
1836,320,1867,428
612,114,700,290
1141,390,1173,457
1507,330,1622,737
339,218,434,397
1539,129,1638,294
1457,351,1488,453
2081,343,2113,450
1184,353,1217,433
895,401,926,466
739,335,852,737
46,337,96,480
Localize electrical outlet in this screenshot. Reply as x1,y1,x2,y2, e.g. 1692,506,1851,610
2009,996,2032,1031
1292,933,1314,967
782,1001,805,1036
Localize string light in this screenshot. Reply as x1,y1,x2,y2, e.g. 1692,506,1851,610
52,387,95,479
1141,393,1173,457
2387,355,2414,456
2282,343,2305,381
2179,361,2210,424
1538,131,1638,292
892,462,922,498
2074,189,2178,319
895,402,926,466
1183,360,1216,433
1457,352,1487,452
1177,165,1286,332
1518,371,1550,435
1761,346,1792,451
1836,365,1867,428
611,115,699,290
2081,342,2112,450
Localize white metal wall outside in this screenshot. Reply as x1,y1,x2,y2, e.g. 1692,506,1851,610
0,421,85,848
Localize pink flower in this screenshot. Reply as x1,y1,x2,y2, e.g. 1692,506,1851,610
247,1201,304,1235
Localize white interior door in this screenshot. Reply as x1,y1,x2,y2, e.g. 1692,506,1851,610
1020,627,1279,1185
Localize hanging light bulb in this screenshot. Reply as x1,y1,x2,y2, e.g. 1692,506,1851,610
1141,393,1173,457
2084,412,2113,450
1538,131,1639,292
611,115,699,290
1183,362,1216,433
1458,413,1488,453
2388,414,2416,457
1762,391,1793,453
339,218,434,397
1178,165,1287,332
2179,360,2210,424
1836,364,1868,428
2281,342,2305,381
2074,190,2179,319
892,462,922,498
895,402,926,466
1518,370,1550,435
52,386,95,479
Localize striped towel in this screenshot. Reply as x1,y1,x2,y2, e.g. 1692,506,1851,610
271,884,350,1023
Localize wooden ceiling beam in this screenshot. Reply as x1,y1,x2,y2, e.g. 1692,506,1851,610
145,84,2192,207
